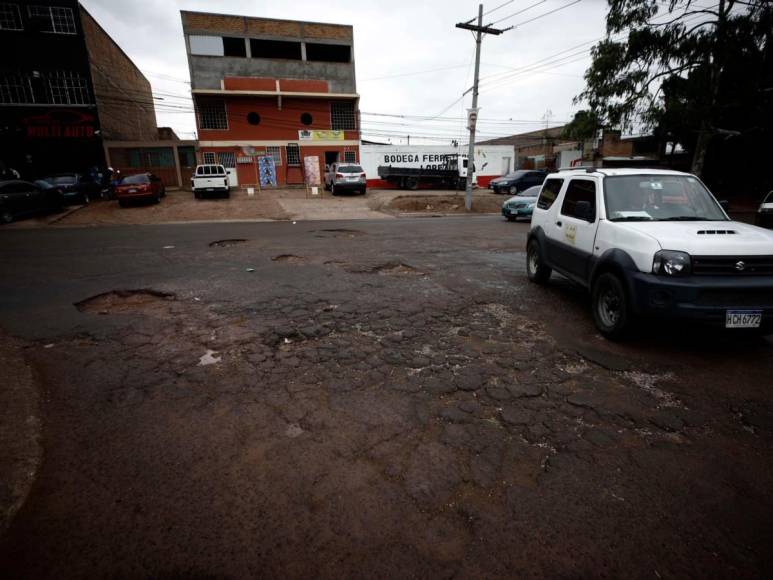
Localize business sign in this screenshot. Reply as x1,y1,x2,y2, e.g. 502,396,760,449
258,156,277,187
379,152,458,170
298,130,345,141
22,110,97,139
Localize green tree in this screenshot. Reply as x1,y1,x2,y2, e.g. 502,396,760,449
561,110,600,141
578,0,773,176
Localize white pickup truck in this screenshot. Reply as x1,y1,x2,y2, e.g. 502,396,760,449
191,164,230,199
526,168,773,339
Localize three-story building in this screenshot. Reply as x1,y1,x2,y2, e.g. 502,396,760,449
181,11,360,187
0,1,157,178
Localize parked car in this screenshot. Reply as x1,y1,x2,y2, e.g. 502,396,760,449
0,180,63,224
489,170,547,195
757,191,773,229
502,185,541,221
526,168,773,339
324,163,367,195
39,173,100,205
192,164,229,199
115,173,165,207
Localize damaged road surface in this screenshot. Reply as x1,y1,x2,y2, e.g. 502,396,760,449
1,218,772,578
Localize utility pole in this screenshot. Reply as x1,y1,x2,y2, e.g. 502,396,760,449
456,5,509,211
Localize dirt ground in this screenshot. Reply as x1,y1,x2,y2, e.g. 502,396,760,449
385,193,502,214
3,187,506,228
0,332,41,532
59,189,291,225
1,218,772,578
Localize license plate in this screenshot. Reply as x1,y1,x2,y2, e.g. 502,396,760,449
128,188,137,193
206,188,214,192
726,310,762,328
347,177,358,181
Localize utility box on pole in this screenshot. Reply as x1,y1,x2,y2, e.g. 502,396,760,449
456,5,509,211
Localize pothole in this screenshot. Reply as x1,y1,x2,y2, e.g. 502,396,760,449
75,289,176,313
349,262,424,276
312,228,366,238
209,239,247,248
271,254,308,264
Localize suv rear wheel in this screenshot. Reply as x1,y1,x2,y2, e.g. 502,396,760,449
592,272,631,340
526,240,551,284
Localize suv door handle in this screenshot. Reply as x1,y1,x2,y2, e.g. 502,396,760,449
556,220,562,227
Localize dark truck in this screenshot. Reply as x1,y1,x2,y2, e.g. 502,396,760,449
377,155,473,190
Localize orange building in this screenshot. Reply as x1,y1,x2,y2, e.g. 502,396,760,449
181,11,360,187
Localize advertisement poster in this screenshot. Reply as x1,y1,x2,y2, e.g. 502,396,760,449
298,130,344,141
258,156,277,187
303,156,321,185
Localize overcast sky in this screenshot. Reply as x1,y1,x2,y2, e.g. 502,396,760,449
80,0,610,145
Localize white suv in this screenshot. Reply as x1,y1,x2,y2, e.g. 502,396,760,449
526,168,773,339
192,164,229,199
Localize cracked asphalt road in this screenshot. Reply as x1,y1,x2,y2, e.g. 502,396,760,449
1,217,772,578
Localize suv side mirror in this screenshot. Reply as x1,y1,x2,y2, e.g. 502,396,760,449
718,199,730,210
575,200,594,221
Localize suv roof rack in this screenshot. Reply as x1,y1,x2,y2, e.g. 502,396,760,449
558,166,597,173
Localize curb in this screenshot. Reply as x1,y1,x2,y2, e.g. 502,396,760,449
47,204,89,225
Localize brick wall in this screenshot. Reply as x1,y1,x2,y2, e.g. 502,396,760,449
196,96,359,142
181,12,352,41
80,7,157,141
599,130,634,157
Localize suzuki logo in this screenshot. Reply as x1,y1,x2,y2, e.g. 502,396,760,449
735,261,746,271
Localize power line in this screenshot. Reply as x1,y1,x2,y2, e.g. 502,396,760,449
489,0,548,25
496,0,583,28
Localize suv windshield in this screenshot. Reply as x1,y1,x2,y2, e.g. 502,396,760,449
604,175,727,222
120,174,149,185
337,165,363,173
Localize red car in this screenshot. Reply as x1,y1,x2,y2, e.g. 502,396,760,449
115,173,165,207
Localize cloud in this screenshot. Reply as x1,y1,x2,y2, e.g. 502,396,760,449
80,0,607,143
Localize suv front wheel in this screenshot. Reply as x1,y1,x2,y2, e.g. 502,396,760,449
592,272,631,340
526,239,551,284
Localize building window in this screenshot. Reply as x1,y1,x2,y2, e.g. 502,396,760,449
0,73,34,104
331,102,356,131
189,35,224,56
247,112,261,125
197,100,228,130
28,5,77,34
305,43,351,63
47,71,90,105
286,144,300,166
0,3,22,30
202,152,216,164
250,39,301,60
266,146,282,166
344,151,356,163
222,37,246,58
300,112,313,126
217,152,236,168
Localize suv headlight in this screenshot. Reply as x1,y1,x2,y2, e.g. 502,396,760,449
653,250,691,276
